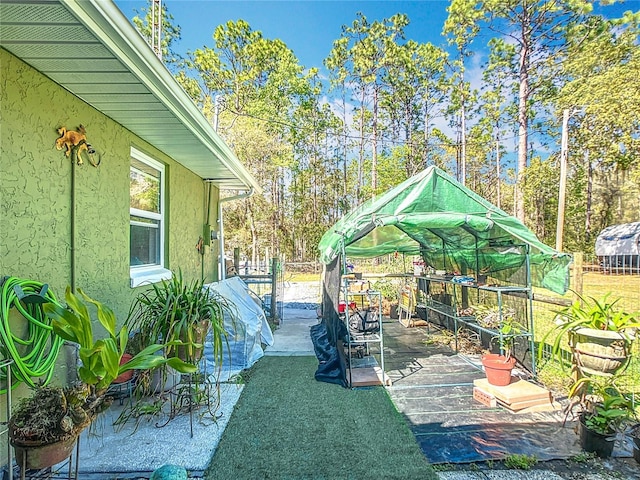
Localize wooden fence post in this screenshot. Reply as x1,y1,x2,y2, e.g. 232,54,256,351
233,247,240,275
572,252,584,303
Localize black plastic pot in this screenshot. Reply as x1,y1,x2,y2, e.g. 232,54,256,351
578,414,615,458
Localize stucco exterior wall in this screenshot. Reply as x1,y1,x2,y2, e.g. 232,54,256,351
1,47,219,316
0,48,221,461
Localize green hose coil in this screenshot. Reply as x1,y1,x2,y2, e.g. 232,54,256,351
0,276,65,392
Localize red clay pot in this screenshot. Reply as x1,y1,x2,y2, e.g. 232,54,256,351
12,435,77,470
113,353,134,384
481,353,516,386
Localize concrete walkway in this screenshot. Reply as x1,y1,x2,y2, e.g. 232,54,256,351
264,307,317,356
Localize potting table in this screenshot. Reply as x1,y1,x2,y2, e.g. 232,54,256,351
418,277,536,375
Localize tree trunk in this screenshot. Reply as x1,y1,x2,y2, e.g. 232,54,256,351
516,20,531,222
372,85,379,196
460,95,467,186
496,136,501,209
357,89,365,205
585,150,592,243
248,200,258,268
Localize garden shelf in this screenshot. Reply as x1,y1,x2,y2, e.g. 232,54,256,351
417,278,536,375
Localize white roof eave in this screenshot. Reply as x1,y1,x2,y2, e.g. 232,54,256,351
56,0,260,193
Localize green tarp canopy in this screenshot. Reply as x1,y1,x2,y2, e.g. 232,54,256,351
318,166,572,294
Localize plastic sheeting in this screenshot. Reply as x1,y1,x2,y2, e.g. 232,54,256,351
203,277,274,380
318,165,572,295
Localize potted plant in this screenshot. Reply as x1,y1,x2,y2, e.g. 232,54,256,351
570,377,637,458
539,293,640,376
481,311,523,386
125,271,232,394
9,287,196,470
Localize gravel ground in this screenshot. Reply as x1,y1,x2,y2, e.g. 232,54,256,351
280,281,321,309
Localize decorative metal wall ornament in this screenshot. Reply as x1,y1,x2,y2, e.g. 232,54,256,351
55,125,100,167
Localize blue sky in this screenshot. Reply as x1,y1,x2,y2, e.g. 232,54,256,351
115,1,461,69
115,0,638,72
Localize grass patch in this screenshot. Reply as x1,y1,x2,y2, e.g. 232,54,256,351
287,273,321,283
205,357,437,480
503,453,537,470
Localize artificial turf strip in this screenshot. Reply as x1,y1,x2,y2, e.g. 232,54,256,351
205,356,438,480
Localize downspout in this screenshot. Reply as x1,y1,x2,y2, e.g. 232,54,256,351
216,187,255,280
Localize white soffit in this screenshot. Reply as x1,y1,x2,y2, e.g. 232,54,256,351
0,0,260,192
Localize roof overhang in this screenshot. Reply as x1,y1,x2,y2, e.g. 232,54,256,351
0,0,261,192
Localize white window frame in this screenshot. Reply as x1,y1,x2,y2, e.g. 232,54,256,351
129,147,172,287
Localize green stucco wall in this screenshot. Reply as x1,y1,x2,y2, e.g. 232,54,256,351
0,48,221,462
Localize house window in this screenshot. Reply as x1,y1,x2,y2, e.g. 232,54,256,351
129,148,171,287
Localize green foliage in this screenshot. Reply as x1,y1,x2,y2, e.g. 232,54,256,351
126,271,232,365
370,278,401,301
538,292,640,366
44,287,196,393
131,0,182,68
571,378,638,435
503,454,537,470
131,3,640,262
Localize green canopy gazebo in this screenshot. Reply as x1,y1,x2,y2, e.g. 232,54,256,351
312,166,572,386
319,166,571,293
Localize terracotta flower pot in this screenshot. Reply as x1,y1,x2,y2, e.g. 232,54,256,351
481,353,516,386
113,353,134,384
12,435,77,470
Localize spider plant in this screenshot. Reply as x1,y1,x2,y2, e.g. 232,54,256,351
538,292,640,364
125,270,232,365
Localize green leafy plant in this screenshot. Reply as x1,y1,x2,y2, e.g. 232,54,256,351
126,271,233,365
475,304,518,330
504,453,537,470
495,315,523,360
44,287,196,393
568,376,637,436
10,288,197,448
371,278,400,301
538,293,640,370
583,385,635,436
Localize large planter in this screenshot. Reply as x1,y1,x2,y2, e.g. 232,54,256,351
481,353,516,386
12,435,77,470
578,413,615,458
176,319,210,363
569,328,633,376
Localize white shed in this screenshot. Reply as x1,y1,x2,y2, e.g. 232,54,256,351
595,222,640,273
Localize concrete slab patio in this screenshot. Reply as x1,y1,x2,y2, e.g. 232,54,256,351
64,305,317,478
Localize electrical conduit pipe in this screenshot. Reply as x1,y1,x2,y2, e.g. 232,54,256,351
215,187,254,280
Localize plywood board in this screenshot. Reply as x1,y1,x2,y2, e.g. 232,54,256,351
473,378,552,405
349,366,391,387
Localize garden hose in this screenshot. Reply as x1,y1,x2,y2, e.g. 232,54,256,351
0,276,65,392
